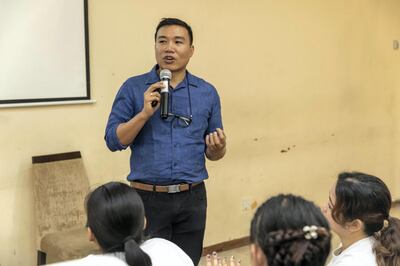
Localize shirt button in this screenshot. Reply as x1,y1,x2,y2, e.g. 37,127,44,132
173,162,178,167
174,144,178,148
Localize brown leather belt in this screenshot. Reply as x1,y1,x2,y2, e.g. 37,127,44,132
130,181,202,193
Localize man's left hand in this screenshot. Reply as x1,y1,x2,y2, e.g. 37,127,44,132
205,128,226,161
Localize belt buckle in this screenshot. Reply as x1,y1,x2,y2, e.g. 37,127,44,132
167,184,181,193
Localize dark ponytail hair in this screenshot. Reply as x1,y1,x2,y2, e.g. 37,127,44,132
86,182,152,266
250,194,331,266
375,217,400,265
332,172,400,266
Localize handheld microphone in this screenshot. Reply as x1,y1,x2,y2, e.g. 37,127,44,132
159,69,172,119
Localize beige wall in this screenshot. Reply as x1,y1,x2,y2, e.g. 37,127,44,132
385,2,400,197
1,1,400,265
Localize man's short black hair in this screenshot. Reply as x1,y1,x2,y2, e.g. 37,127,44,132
154,18,193,45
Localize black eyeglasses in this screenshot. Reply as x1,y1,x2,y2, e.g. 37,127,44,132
165,113,192,127
163,75,192,127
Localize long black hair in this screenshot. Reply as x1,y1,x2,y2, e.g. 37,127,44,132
332,172,400,266
250,194,331,266
86,182,151,266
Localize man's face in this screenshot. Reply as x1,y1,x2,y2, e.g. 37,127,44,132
155,25,194,73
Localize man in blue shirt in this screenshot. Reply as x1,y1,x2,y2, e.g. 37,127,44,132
105,18,226,265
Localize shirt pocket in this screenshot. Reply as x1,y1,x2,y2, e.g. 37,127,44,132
183,111,208,139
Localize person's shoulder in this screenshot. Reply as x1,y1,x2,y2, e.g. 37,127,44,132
188,72,217,91
329,249,376,266
116,69,155,96
329,255,377,266
121,65,157,85
141,237,179,249
124,71,152,86
344,238,376,263
45,254,128,266
141,238,194,266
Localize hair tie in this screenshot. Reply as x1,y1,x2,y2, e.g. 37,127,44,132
382,219,389,230
123,235,136,244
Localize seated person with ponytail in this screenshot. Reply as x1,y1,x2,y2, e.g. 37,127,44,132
323,171,400,266
48,182,193,266
249,194,331,266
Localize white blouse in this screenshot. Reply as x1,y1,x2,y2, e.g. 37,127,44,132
47,238,194,266
327,237,377,266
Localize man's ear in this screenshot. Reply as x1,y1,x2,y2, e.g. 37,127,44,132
346,219,364,233
250,243,267,266
190,45,194,57
144,216,147,230
87,227,96,242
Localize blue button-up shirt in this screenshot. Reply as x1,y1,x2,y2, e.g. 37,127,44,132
105,66,223,184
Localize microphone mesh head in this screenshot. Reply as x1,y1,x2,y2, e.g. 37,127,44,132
160,69,172,80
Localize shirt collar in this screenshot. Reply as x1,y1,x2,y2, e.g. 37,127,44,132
144,65,160,85
333,237,374,257
145,65,199,89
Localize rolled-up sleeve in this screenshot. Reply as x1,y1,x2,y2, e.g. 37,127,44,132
206,86,223,134
105,82,135,151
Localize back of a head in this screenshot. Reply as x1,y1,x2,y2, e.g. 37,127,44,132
250,194,331,266
86,182,151,266
333,172,400,266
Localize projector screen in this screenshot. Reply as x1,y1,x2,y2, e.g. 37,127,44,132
0,0,90,105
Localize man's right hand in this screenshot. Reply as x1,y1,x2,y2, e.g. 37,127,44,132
141,82,164,119
116,81,166,146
